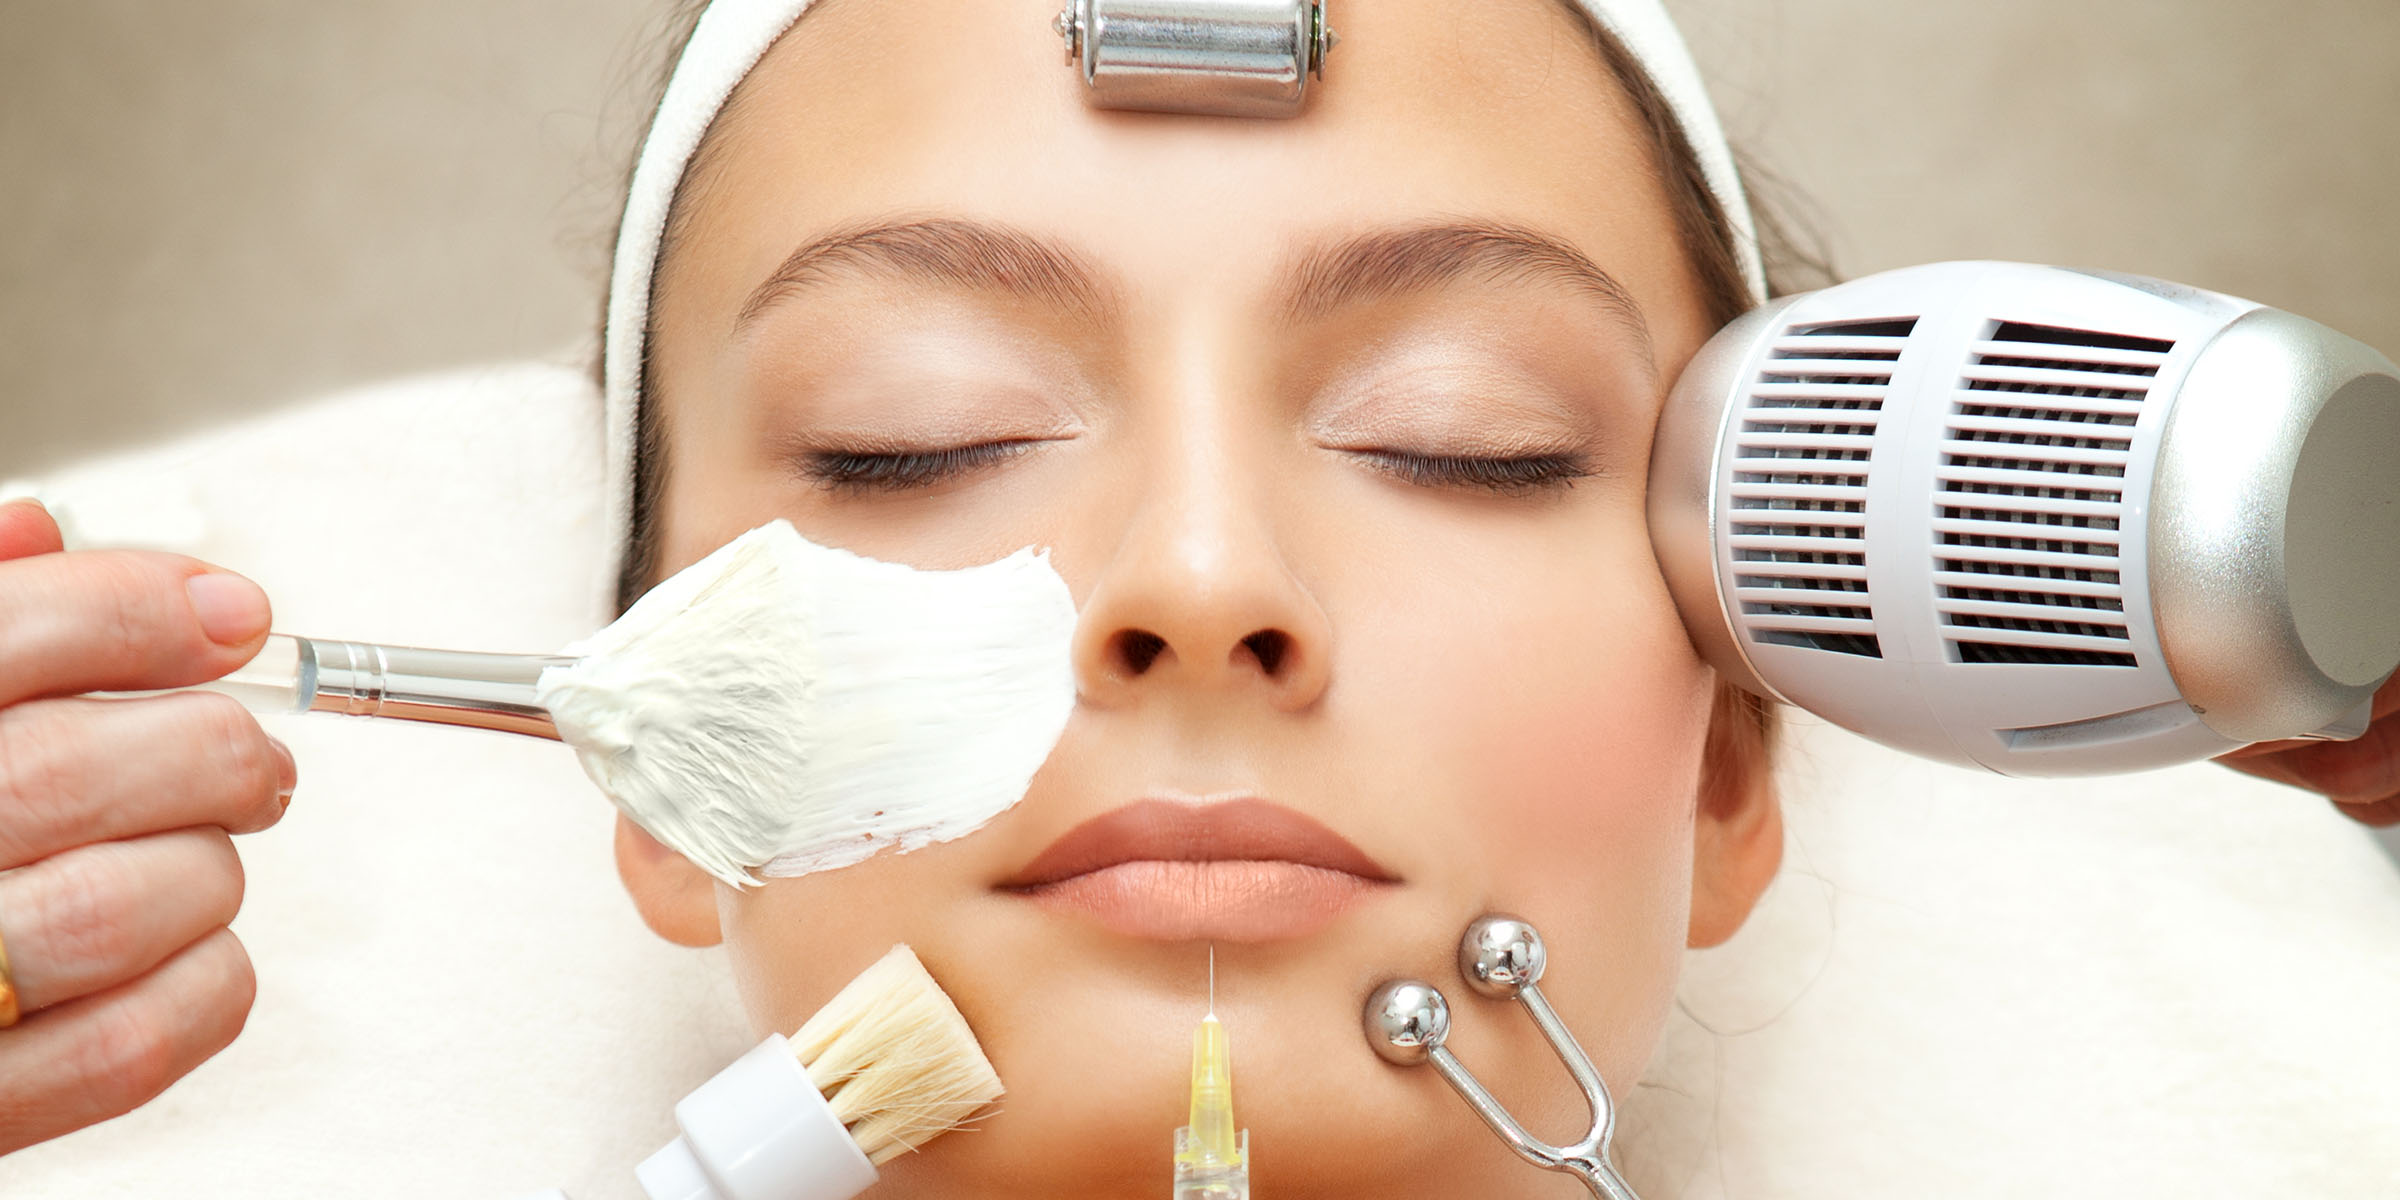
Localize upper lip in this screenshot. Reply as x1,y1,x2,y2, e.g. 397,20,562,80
998,797,1400,889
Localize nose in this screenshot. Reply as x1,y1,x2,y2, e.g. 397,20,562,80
1071,477,1333,714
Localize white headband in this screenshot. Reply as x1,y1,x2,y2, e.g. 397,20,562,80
601,0,1765,587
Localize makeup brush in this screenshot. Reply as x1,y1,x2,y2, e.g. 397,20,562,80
169,519,1079,887
637,944,1004,1200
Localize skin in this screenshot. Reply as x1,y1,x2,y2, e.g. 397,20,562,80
2220,680,2400,826
616,1,1778,1195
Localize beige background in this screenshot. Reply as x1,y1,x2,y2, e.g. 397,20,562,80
3,0,2397,476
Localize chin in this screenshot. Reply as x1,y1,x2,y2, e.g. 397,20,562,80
864,966,1468,1198
719,836,1681,1199
801,888,1599,1198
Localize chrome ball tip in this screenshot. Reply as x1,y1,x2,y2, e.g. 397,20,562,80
1364,979,1450,1065
1459,914,1546,999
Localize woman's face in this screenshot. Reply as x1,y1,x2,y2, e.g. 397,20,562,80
625,0,1780,1194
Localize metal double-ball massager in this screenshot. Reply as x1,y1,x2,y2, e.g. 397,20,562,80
1366,918,1643,1199
1060,4,2400,1194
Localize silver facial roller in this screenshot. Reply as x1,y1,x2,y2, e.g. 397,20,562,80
1052,0,1336,118
1364,915,1642,1200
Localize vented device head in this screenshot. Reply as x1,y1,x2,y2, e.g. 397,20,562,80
1651,262,2400,775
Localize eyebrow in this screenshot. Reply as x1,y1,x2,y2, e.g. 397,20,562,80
1278,221,1656,377
732,216,1655,376
733,217,1113,332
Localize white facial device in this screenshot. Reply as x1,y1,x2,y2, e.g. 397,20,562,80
1651,261,2400,775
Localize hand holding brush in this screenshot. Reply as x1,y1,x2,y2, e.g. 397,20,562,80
151,519,1080,890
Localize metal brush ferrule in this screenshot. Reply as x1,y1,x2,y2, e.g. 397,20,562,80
1053,0,1335,118
302,638,567,740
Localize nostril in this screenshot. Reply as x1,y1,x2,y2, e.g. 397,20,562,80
1241,629,1290,675
1113,629,1168,675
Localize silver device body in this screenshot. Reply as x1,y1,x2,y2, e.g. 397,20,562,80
1053,0,1333,117
1649,262,2400,775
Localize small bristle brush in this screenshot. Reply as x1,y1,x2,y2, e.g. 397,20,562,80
637,945,1004,1200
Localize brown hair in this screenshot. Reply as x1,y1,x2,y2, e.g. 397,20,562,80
604,0,1830,798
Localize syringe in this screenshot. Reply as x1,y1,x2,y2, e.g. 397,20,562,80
1173,952,1248,1200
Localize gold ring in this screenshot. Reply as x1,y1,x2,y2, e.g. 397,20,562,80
0,914,19,1027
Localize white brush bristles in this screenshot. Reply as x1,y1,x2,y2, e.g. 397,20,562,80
790,945,1005,1166
536,519,1078,887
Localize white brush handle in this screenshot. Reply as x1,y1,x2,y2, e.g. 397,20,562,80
186,633,570,740
638,1035,879,1200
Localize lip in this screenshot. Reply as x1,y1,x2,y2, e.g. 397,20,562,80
997,798,1400,942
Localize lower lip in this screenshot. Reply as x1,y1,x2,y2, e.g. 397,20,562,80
1006,861,1393,942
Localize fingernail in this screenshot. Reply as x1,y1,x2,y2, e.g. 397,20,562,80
268,736,297,804
186,572,269,646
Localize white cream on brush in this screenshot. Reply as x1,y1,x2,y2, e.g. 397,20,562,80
535,520,1078,887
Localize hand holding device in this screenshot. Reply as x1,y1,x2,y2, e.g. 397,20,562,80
2217,675,2400,825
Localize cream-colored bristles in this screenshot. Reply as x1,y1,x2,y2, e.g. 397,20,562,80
789,945,1004,1166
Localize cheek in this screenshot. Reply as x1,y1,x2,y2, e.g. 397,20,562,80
712,857,956,1037
1333,510,1712,1078
1458,581,1710,896
715,879,846,1038
655,414,774,577
1343,510,1713,872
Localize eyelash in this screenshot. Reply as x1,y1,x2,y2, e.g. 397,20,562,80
1354,450,1597,494
799,441,1036,493
795,441,1594,496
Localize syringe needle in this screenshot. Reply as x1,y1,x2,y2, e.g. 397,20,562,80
1174,944,1247,1198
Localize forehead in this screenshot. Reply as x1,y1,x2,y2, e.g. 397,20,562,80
664,0,1697,336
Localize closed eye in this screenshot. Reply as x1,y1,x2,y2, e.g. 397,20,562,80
1350,449,1597,494
797,440,1042,493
